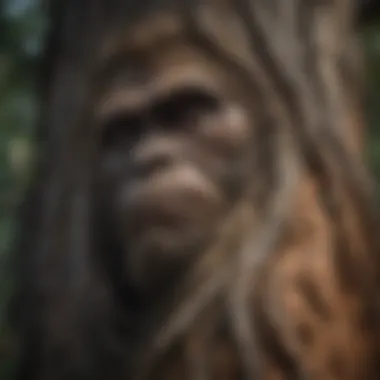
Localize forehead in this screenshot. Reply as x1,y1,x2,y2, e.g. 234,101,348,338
91,10,234,117
93,11,196,88
93,2,255,89
95,44,228,119
100,12,184,58
94,0,242,65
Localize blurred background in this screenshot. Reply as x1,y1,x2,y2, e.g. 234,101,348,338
0,0,379,377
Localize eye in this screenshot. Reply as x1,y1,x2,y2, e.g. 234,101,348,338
100,112,144,147
149,87,220,128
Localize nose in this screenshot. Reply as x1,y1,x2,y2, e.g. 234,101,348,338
133,154,173,179
132,133,187,164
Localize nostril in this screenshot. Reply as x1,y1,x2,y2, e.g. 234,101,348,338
134,155,173,178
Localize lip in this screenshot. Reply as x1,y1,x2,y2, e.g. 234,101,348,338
119,163,224,232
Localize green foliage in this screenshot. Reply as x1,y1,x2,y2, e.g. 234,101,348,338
0,0,45,374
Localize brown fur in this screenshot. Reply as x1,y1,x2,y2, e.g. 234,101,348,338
10,1,380,380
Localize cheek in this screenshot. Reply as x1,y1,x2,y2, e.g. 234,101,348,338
193,107,253,199
196,106,251,155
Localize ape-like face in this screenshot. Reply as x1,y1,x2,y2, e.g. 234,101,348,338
94,26,255,295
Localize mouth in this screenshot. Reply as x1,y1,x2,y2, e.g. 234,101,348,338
118,163,225,247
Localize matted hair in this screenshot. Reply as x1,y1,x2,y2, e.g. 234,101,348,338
10,1,380,379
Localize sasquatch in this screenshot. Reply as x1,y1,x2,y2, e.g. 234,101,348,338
10,1,380,380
